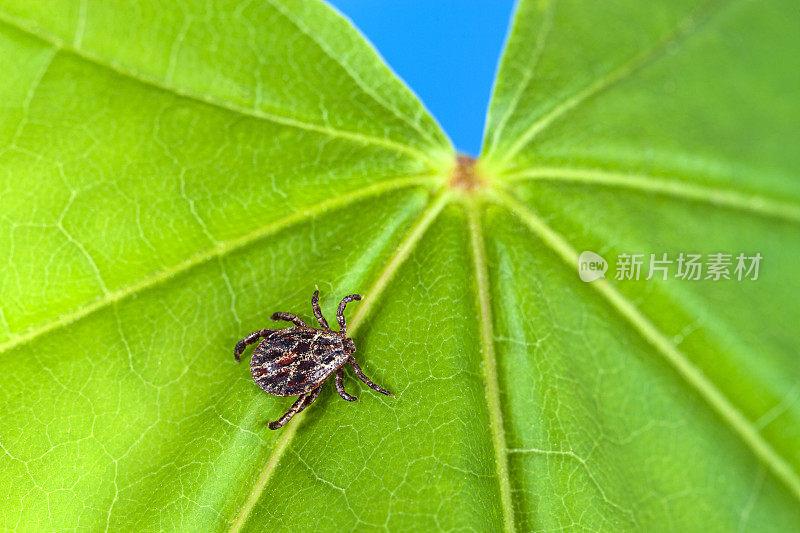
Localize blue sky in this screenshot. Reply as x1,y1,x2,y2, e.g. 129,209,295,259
327,0,517,156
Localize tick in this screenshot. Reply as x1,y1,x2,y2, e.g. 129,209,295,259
234,288,393,429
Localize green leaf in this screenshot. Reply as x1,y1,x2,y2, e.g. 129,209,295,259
481,0,800,530
1,0,798,531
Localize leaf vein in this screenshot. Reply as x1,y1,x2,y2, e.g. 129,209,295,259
227,189,452,532
492,0,731,170
1,45,57,157
265,0,446,151
491,187,800,505
465,199,516,532
501,166,800,224
0,11,441,168
485,0,556,157
0,175,440,356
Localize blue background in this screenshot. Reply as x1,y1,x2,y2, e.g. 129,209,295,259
327,1,518,156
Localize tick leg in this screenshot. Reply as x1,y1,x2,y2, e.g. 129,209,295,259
311,288,330,329
270,312,307,328
268,386,322,430
234,329,276,362
268,395,306,430
335,368,357,402
349,356,393,397
336,294,362,336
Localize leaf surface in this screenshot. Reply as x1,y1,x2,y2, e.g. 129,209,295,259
482,0,800,530
1,0,799,531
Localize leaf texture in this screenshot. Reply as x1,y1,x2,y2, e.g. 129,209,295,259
1,0,799,531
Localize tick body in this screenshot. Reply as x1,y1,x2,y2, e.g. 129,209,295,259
234,289,392,429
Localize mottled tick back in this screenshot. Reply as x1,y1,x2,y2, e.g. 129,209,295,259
233,289,392,429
